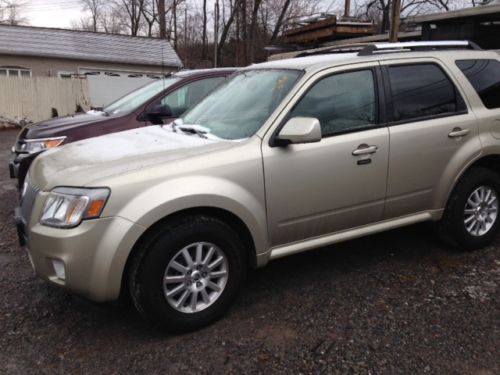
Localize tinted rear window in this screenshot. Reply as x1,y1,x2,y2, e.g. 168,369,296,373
388,63,464,122
456,59,500,110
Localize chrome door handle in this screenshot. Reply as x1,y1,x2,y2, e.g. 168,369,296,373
352,144,378,156
448,128,470,138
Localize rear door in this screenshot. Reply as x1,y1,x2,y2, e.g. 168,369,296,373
381,59,481,219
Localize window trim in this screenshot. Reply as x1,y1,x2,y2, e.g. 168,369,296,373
0,67,32,78
382,62,468,127
270,66,386,147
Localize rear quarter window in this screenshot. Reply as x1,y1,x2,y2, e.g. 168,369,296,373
456,59,500,110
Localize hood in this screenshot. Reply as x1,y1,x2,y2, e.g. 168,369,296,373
21,112,113,140
30,125,236,189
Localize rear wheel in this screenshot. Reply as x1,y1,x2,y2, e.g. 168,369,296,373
439,167,500,250
129,216,246,332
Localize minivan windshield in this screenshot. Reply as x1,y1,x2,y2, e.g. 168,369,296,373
103,77,181,115
180,70,301,140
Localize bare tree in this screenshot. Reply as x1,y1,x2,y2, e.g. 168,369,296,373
269,0,291,43
217,0,244,65
141,0,158,37
249,0,264,62
117,0,145,36
172,0,178,47
70,17,95,31
80,0,106,32
0,0,28,25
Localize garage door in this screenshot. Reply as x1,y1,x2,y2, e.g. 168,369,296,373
80,69,164,108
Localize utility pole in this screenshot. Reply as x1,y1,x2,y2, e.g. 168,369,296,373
214,0,219,67
159,0,166,39
173,0,178,49
389,0,401,42
184,7,188,47
344,0,351,18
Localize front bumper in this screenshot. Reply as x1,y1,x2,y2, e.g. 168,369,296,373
23,215,145,302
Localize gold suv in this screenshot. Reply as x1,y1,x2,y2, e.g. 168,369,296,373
17,42,500,332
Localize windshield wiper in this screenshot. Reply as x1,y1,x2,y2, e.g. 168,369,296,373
178,125,208,139
170,120,209,139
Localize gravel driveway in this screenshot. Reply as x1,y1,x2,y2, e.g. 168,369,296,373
0,129,498,374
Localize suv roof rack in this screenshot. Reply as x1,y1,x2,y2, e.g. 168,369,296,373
294,40,482,58
357,40,482,56
295,43,370,58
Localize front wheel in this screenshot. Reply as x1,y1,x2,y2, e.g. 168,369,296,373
129,216,246,332
439,167,500,251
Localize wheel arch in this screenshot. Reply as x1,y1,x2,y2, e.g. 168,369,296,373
120,206,259,299
439,153,500,212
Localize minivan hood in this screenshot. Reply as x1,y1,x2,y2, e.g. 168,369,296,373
22,113,112,139
31,125,234,189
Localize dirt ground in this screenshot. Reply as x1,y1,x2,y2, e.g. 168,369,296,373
0,129,498,374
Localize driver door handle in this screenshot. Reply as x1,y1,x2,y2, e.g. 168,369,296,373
352,144,378,156
448,127,470,138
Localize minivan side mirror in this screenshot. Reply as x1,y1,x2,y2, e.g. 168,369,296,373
145,104,173,123
274,117,322,146
146,104,173,118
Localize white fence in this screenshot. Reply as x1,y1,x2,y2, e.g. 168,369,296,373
0,77,91,123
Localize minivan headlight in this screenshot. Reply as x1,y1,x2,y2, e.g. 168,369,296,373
20,137,66,153
40,187,110,228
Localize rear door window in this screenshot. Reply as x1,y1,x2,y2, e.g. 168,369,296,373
456,59,500,110
387,63,465,122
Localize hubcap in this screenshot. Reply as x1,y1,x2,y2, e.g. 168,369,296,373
464,185,498,237
163,242,229,313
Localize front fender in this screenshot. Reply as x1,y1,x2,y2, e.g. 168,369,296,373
111,175,269,256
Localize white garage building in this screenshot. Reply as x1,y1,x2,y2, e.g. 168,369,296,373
0,24,183,107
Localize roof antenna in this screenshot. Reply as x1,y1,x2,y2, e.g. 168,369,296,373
161,37,166,92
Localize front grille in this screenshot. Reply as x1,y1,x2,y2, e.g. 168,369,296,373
20,176,40,225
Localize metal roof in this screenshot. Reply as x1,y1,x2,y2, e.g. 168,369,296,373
0,24,183,68
407,4,500,23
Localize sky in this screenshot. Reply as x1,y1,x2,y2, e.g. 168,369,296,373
22,0,340,30
23,0,85,28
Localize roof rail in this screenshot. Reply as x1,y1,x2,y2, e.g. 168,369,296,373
357,40,482,56
294,43,370,58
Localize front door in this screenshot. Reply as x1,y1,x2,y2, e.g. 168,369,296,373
262,66,390,247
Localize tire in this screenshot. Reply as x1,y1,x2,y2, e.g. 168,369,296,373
129,215,246,333
439,167,500,251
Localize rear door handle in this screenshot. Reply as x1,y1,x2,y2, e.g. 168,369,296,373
352,144,378,156
448,128,470,138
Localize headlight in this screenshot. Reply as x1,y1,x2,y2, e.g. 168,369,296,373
40,187,110,228
19,137,66,153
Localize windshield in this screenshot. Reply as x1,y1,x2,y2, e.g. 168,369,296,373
103,77,181,115
181,70,301,140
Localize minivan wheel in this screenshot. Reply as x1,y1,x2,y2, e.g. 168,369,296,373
439,167,500,251
129,216,246,333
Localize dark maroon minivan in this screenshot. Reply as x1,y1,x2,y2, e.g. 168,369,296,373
9,68,235,186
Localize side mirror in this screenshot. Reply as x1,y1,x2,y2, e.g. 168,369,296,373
146,104,173,118
275,117,322,146
146,104,173,123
